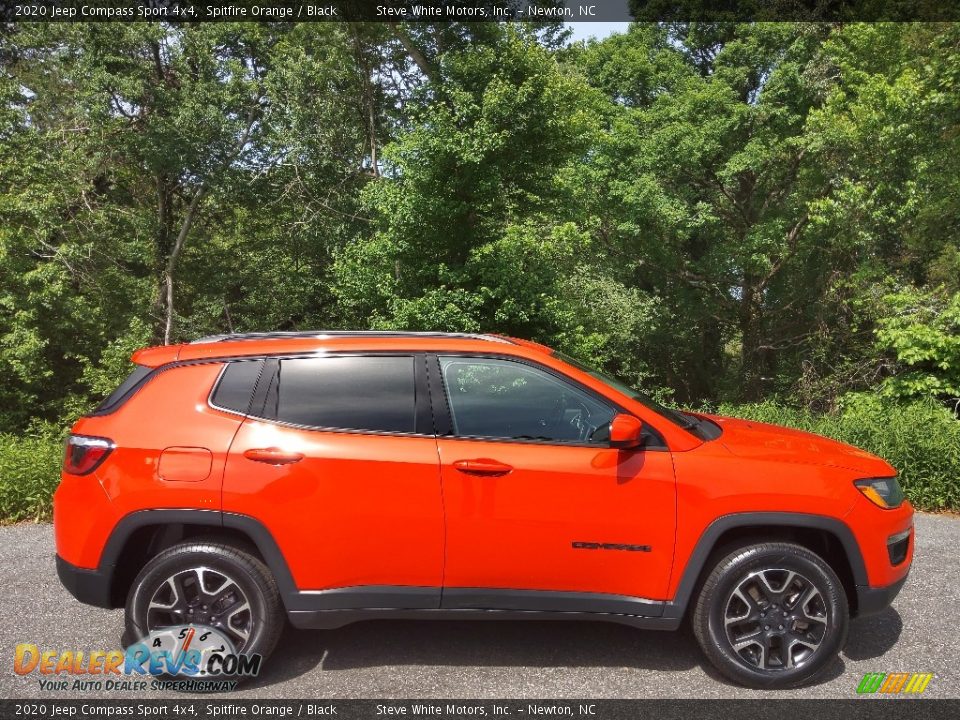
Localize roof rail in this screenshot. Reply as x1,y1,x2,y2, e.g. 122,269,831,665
189,330,515,345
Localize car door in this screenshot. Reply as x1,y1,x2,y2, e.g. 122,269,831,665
432,354,677,613
222,353,444,609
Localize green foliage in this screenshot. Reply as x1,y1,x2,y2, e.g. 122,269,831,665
717,395,960,511
875,288,960,401
0,426,64,523
2,22,960,519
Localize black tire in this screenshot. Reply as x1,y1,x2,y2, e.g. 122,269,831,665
125,539,284,682
692,542,848,689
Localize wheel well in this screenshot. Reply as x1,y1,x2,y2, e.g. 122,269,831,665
109,523,263,607
694,525,859,615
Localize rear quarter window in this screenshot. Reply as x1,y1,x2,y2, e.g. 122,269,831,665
95,364,154,413
210,359,265,415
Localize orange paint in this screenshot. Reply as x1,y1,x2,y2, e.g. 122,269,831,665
54,333,912,607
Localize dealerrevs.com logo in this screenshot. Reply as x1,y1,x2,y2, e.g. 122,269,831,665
857,672,934,695
14,624,261,693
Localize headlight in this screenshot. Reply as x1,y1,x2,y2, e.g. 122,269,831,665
855,477,905,509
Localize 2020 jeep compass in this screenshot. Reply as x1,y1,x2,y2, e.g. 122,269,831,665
54,331,913,688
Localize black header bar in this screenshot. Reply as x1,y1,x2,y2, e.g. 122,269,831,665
2,0,958,22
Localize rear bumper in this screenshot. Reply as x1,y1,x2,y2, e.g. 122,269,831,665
855,572,908,617
56,554,113,609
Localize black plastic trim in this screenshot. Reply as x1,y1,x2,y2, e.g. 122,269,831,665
56,555,113,608
88,365,159,417
662,511,869,620
855,573,909,616
289,608,682,631
414,354,434,435
426,353,453,437
64,508,880,630
887,528,911,566
249,358,278,419
294,585,440,611
441,587,664,616
61,509,300,610
72,510,674,626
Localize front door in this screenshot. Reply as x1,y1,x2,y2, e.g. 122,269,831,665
222,354,444,609
433,355,676,612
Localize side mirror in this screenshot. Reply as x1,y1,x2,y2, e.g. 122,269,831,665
609,413,644,449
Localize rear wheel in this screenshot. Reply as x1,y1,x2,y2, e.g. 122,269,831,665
125,539,284,678
692,542,848,688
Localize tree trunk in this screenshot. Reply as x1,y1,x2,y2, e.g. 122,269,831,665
153,105,260,344
739,277,765,401
150,176,175,343
162,185,208,345
389,23,436,84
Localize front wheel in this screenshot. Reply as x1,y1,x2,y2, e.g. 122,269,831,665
692,542,848,689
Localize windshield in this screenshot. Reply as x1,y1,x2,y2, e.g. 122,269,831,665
552,351,698,431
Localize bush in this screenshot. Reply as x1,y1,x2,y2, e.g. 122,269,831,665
0,429,64,523
2,394,957,521
716,394,960,512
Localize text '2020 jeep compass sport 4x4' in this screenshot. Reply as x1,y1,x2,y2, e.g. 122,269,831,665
54,331,913,688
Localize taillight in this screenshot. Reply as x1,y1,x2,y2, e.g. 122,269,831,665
64,435,115,475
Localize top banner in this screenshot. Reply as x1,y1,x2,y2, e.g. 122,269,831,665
2,0,958,24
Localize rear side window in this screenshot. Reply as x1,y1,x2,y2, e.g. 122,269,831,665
95,364,153,413
274,356,415,433
211,359,265,414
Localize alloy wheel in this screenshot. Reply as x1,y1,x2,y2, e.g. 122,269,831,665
146,566,253,651
723,568,829,671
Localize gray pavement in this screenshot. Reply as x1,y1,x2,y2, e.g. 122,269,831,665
0,513,957,699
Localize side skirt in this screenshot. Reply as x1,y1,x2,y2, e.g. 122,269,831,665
284,586,677,631
288,607,682,631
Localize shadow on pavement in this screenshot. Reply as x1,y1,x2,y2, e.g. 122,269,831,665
844,607,903,661
247,619,706,687
248,609,894,691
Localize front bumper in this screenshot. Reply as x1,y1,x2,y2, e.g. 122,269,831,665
854,572,909,617
56,554,113,609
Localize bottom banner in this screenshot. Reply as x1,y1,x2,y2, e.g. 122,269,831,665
1,699,957,720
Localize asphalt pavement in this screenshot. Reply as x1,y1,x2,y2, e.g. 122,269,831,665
0,513,956,699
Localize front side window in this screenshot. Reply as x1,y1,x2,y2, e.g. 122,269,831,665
275,356,416,433
439,357,616,444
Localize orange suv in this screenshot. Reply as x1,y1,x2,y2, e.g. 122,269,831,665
54,331,913,688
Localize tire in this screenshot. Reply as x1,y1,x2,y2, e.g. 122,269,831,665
692,542,848,689
125,539,284,681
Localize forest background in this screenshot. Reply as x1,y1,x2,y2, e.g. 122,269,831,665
1,20,959,520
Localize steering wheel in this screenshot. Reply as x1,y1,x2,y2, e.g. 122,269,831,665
568,399,594,442
543,393,568,437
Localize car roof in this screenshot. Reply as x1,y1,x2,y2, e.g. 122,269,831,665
131,331,552,367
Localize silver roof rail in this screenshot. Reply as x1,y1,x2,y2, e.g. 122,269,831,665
189,330,514,345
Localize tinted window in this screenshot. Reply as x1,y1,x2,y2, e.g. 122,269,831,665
439,357,615,444
211,359,264,414
276,356,415,433
95,364,153,412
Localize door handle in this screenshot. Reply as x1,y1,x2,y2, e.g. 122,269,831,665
453,459,513,476
243,448,304,465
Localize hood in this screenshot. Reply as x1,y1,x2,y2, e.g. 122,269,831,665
704,413,896,477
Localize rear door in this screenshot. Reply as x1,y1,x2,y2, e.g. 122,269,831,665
221,353,444,608
432,354,677,610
